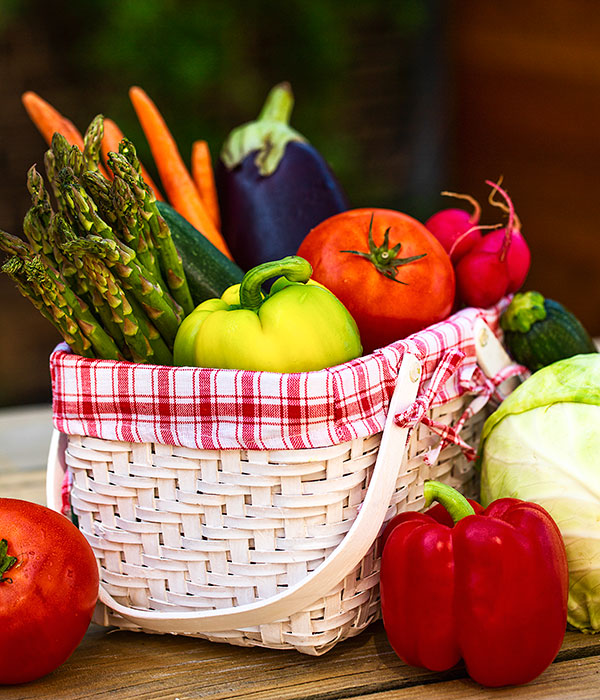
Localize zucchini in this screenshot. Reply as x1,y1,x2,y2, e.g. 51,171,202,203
157,201,244,306
500,291,597,372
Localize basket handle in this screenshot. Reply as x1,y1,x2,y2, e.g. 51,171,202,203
47,351,422,634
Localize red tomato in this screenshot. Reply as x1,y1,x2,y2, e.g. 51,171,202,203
0,499,99,684
297,208,455,352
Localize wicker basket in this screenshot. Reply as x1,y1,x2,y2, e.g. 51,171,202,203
47,317,519,655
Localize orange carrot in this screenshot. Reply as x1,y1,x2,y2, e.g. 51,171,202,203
22,91,111,178
102,117,164,201
191,140,221,229
128,85,232,259
22,91,85,149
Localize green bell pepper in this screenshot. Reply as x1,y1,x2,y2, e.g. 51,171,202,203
173,256,362,371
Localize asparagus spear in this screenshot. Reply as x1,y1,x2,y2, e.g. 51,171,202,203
0,229,119,360
43,149,64,212
111,175,164,285
62,234,173,364
0,228,34,259
3,256,93,357
83,233,182,348
82,257,151,364
24,255,123,361
29,213,125,357
67,144,86,179
50,132,72,173
59,174,184,341
23,208,49,257
3,255,49,318
82,114,104,173
61,235,160,363
108,149,193,315
53,216,129,353
48,213,90,296
22,167,62,270
26,166,53,224
123,293,173,365
81,170,118,227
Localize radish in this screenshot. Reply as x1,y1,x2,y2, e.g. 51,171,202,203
425,191,483,263
455,180,531,308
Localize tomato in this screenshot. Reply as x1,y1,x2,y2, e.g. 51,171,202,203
297,208,455,353
0,499,99,685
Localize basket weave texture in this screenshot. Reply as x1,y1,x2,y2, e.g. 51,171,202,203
66,395,484,655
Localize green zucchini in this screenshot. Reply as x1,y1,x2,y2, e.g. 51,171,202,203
157,201,244,306
500,291,597,372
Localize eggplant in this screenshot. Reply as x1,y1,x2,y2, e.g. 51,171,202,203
216,82,349,271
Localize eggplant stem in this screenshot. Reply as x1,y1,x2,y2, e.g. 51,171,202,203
258,82,294,124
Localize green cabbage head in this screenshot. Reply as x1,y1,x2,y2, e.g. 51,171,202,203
479,353,600,633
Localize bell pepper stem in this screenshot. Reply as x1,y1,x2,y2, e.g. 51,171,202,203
423,480,476,524
258,82,294,124
239,256,312,311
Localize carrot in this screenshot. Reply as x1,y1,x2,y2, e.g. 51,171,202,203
191,140,221,229
102,117,164,200
22,91,111,178
128,86,232,259
22,91,85,149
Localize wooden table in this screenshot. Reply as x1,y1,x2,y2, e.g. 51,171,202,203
2,405,600,699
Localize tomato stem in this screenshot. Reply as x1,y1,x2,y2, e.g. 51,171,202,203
341,213,426,284
0,538,17,583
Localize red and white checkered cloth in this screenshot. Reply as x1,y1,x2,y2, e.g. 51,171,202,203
50,302,510,451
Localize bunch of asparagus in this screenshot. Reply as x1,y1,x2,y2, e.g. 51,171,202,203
0,115,194,364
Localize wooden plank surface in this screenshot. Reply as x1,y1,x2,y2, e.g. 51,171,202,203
3,410,600,699
3,622,600,700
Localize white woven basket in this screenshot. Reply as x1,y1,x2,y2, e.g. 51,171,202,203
47,318,518,655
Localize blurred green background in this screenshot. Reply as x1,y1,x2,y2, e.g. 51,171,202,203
1,0,600,406
2,0,445,211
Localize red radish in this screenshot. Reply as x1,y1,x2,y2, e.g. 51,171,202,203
485,180,531,292
455,180,531,308
455,248,510,308
425,191,483,263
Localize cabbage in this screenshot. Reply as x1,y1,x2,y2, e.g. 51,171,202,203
479,353,600,633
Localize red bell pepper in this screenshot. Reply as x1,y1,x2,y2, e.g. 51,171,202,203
379,481,568,687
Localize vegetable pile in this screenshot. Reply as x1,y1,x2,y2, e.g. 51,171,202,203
4,84,540,366
4,81,600,688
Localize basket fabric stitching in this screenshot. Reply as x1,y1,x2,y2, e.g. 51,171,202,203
50,302,508,451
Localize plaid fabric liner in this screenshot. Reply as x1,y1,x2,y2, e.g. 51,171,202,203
50,302,508,451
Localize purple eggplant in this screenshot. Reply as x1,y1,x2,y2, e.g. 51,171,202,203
216,82,349,271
